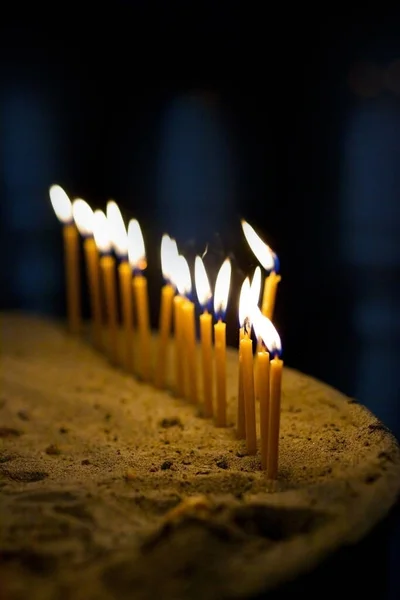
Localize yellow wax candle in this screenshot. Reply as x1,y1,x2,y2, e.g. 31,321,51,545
214,319,226,427
155,283,175,388
133,274,151,381
240,335,257,455
83,237,102,349
267,355,283,479
182,299,198,403
237,327,246,439
50,185,81,335
100,255,118,365
200,311,213,417
261,271,281,321
119,261,134,371
173,295,186,397
257,349,270,470
63,224,81,334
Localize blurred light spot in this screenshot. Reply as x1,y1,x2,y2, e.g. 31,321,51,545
348,61,382,97
384,58,400,96
156,92,233,240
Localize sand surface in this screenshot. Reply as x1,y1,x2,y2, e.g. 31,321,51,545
1,313,400,600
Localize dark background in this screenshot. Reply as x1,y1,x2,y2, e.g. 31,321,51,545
1,6,399,597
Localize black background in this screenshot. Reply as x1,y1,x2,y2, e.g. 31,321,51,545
1,6,399,597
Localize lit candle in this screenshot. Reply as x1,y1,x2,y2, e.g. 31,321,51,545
93,210,118,364
238,278,257,454
241,219,281,321
194,256,213,418
237,325,246,439
72,199,102,349
252,306,273,471
264,322,283,480
249,266,262,400
107,200,132,370
154,235,176,389
128,219,151,381
213,258,231,427
176,255,197,404
49,185,81,334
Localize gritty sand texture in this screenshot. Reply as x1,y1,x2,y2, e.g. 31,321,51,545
1,313,400,600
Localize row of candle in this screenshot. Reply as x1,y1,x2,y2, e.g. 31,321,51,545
49,184,283,478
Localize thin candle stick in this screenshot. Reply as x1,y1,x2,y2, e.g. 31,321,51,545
214,318,227,426
267,355,283,479
155,283,175,388
63,223,81,334
83,237,102,349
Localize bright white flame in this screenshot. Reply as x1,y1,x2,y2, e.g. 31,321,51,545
241,220,275,271
49,185,73,224
250,266,262,306
107,200,128,257
194,256,212,307
127,219,146,270
161,234,179,282
238,277,251,328
93,210,112,253
214,258,231,317
175,255,191,296
252,305,282,355
72,199,94,236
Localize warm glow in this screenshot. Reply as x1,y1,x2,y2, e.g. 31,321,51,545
174,255,191,296
214,258,231,318
194,256,212,308
250,266,262,306
252,305,282,355
161,234,178,282
72,199,94,236
49,184,73,224
107,200,128,258
127,219,147,270
93,210,112,253
238,277,251,328
241,220,276,271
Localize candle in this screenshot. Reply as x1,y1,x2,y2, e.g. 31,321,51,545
237,326,246,439
72,199,102,349
173,294,186,397
238,278,257,454
248,266,262,397
175,255,197,403
264,323,283,480
49,185,81,334
128,219,151,381
252,307,273,471
241,219,281,321
213,258,231,427
93,210,119,364
261,269,281,321
194,255,213,417
107,201,133,370
155,235,176,389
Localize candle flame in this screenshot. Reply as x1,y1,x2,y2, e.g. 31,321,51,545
49,184,73,224
107,200,128,258
161,234,178,283
213,258,231,319
241,219,277,272
93,210,112,253
72,199,94,236
252,305,282,356
194,256,212,308
250,266,262,306
127,219,147,271
174,254,191,297
238,277,252,329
